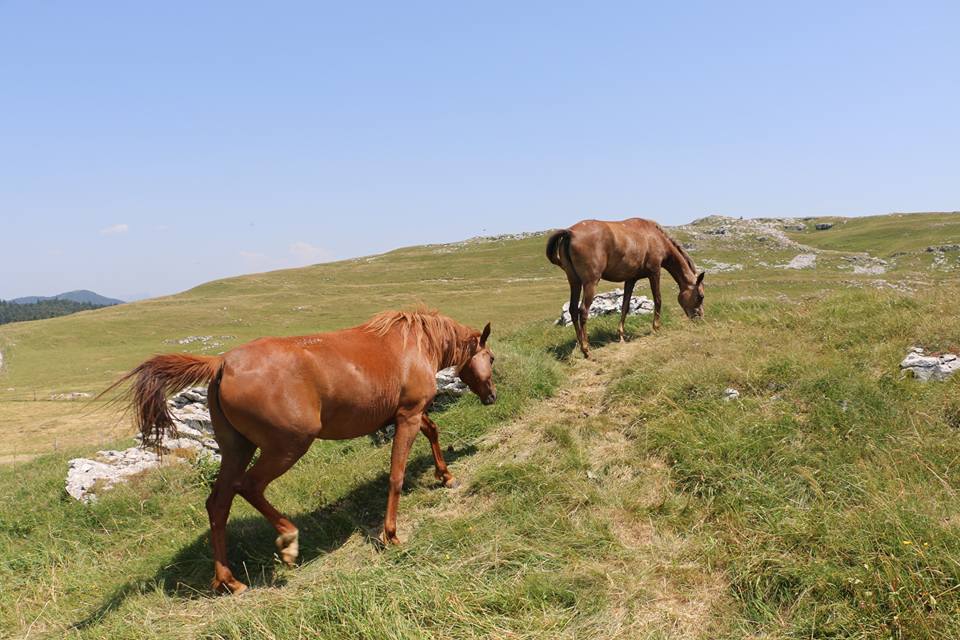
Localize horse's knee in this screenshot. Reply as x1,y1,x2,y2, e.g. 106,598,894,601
388,477,404,494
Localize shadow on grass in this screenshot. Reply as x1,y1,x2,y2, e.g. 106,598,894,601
71,444,477,631
548,323,653,361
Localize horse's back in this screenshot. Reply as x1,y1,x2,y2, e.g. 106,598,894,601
566,218,669,281
216,330,410,444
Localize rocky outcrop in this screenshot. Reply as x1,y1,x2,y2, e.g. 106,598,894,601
66,388,220,503
900,348,960,381
778,254,817,270
557,289,654,326
815,222,834,230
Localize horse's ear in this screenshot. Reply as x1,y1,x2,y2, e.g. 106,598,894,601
696,271,705,285
480,322,491,347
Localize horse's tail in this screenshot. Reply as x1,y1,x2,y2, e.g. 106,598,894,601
546,228,580,281
99,354,224,450
545,229,569,267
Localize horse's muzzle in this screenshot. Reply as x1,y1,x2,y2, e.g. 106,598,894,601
482,393,497,405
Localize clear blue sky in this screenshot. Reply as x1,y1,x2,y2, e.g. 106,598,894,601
2,1,958,300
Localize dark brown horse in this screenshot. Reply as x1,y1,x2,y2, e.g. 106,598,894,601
546,218,704,357
108,309,495,594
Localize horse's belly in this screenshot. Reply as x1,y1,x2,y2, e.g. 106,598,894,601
315,396,398,440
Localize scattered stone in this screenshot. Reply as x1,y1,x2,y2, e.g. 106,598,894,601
700,259,743,273
900,347,960,381
783,224,806,232
66,448,161,503
926,244,960,252
842,255,888,275
723,388,740,401
778,254,817,270
49,392,92,401
815,223,834,230
557,289,654,326
165,335,236,348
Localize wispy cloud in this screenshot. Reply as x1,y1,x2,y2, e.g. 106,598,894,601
100,223,129,236
289,241,331,265
239,250,268,262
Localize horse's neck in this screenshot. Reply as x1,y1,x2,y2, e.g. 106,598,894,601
436,324,474,372
662,244,696,289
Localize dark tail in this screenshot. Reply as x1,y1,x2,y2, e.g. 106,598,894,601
99,354,223,450
545,229,569,266
545,229,579,281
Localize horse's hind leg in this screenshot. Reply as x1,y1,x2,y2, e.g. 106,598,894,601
567,278,583,355
618,279,637,342
578,280,597,358
206,383,256,594
236,439,311,566
421,414,458,488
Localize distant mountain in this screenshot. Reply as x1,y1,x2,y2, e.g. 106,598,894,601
10,290,124,306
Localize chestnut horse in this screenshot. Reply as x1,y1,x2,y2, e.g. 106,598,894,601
546,218,705,357
108,309,495,594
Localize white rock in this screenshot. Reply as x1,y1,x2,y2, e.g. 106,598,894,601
779,254,817,270
556,289,654,326
723,388,740,401
66,447,162,503
900,348,960,381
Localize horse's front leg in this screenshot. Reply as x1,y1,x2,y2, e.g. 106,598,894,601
421,414,458,488
649,271,662,331
383,412,421,545
618,279,637,342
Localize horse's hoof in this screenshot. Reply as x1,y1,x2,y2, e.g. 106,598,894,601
382,530,401,546
275,530,299,567
443,476,461,489
212,577,248,595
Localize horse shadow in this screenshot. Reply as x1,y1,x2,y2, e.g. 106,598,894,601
71,444,477,630
547,322,653,361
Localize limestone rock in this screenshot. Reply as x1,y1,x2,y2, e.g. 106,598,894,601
779,254,817,270
436,366,469,396
815,223,834,230
66,447,162,503
557,289,654,326
723,388,740,401
900,347,960,381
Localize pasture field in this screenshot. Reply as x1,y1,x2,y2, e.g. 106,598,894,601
1,212,959,638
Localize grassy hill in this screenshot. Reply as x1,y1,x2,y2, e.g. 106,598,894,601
1,212,959,638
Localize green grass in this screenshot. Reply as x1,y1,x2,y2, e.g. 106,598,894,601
2,212,960,638
783,211,960,256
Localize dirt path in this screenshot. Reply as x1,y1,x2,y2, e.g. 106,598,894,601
412,339,731,638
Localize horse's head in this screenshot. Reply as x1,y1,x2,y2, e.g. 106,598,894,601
458,322,497,405
678,271,706,320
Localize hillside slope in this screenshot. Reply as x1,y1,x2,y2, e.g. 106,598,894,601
1,212,957,459
1,280,959,638
1,212,959,638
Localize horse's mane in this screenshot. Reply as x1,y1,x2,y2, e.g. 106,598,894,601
362,307,474,367
655,223,697,273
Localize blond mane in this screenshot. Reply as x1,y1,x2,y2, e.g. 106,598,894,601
362,307,476,369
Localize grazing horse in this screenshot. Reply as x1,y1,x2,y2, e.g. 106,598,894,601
546,218,705,357
107,309,496,594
